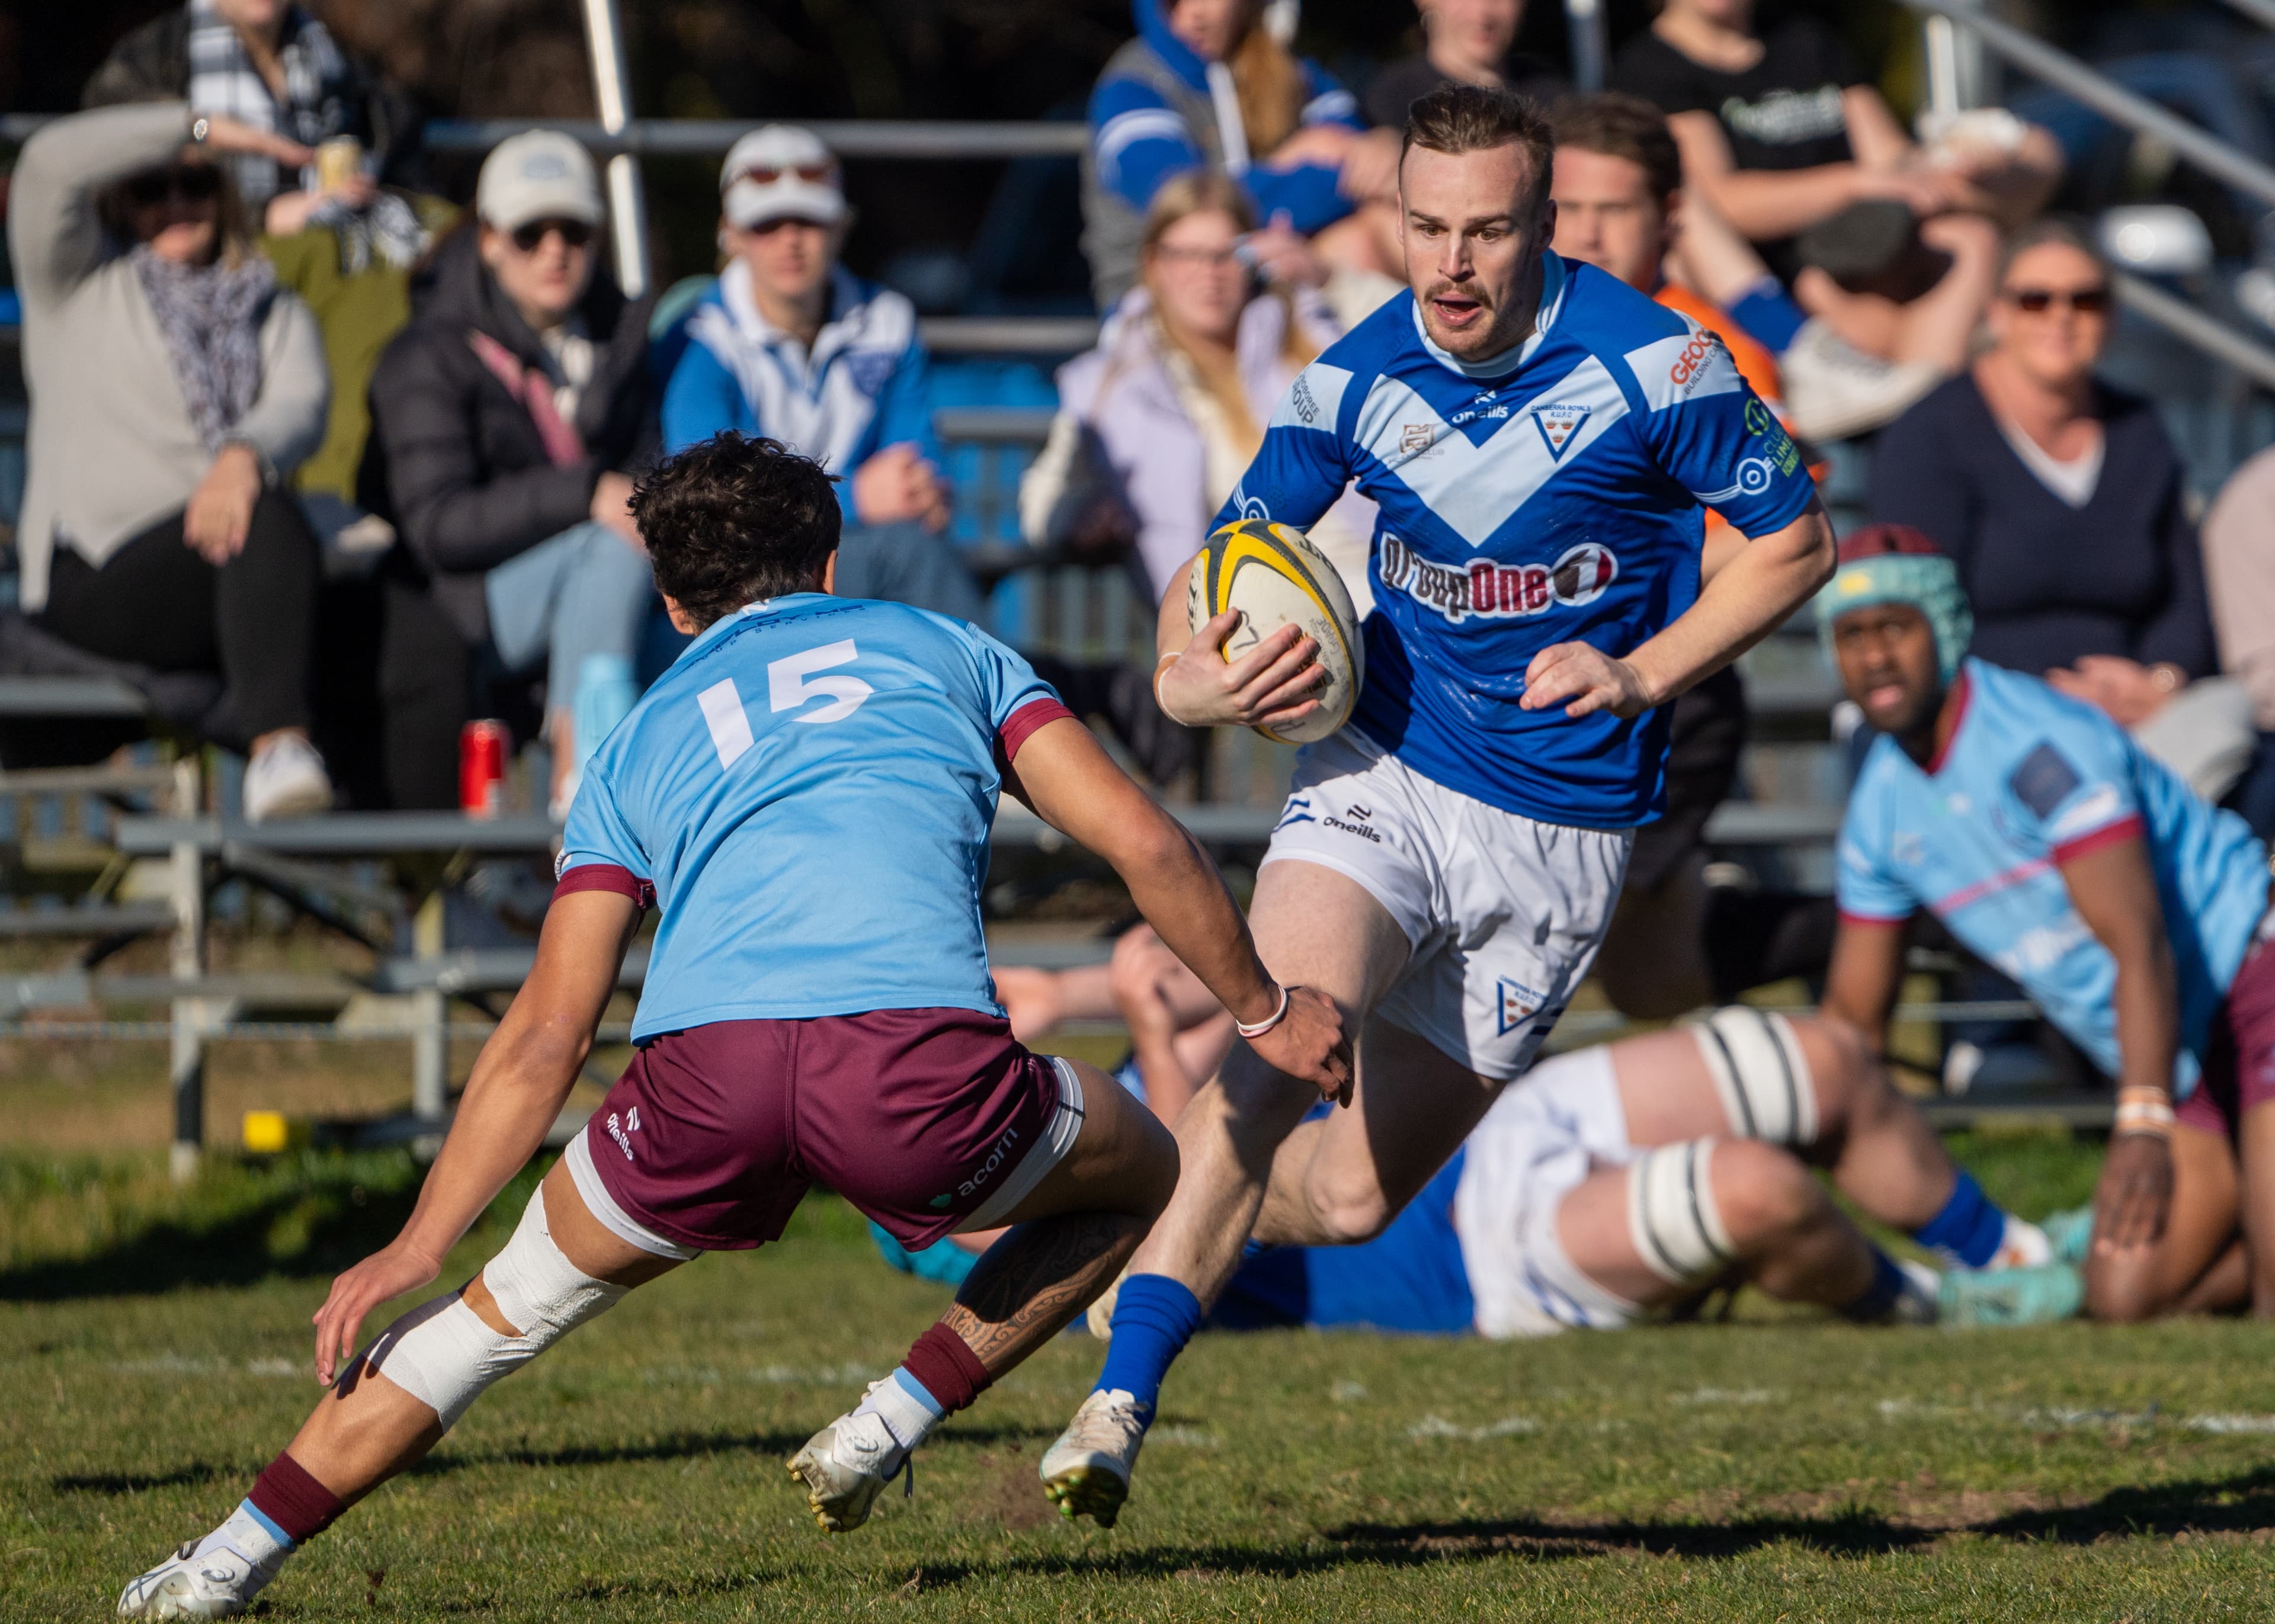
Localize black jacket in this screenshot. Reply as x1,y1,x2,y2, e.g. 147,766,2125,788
359,227,659,644
81,7,426,192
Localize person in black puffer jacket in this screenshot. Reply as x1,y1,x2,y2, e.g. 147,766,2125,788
360,131,659,813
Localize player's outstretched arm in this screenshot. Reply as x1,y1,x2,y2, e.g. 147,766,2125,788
1819,913,1908,1060
310,891,645,1382
1522,498,1837,720
1003,716,1353,1103
2061,835,2180,1255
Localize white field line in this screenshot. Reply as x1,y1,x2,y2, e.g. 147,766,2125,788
1409,1414,1541,1442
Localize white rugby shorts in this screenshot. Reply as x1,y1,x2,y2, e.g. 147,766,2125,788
1453,1045,1646,1337
1261,729,1631,1081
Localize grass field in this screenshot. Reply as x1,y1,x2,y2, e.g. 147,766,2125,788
8,1054,2275,1620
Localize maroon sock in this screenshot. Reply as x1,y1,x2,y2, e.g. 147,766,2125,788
247,1451,347,1545
901,1322,992,1414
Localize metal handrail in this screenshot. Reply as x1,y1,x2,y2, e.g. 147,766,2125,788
2116,272,2275,389
2220,0,2275,31
1897,0,2275,211
422,118,1088,159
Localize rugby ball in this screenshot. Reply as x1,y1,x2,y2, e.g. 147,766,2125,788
1185,518,1364,745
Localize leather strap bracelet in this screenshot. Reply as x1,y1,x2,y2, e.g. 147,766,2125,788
1235,984,1291,1040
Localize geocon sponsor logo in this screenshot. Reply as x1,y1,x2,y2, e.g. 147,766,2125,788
1378,533,1617,625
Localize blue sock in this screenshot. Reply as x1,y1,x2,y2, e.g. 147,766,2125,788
1840,1249,1909,1323
1095,1274,1203,1415
1912,1171,2006,1268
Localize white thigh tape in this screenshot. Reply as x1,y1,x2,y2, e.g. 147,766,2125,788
362,1185,625,1428
957,1058,1087,1233
1691,1006,1818,1145
1626,1138,1736,1288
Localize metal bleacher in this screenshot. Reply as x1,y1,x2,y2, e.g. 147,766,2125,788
4,0,2275,1172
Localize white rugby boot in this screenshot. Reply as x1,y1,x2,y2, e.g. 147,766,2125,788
117,1537,280,1619
786,1402,908,1533
1040,1388,1149,1528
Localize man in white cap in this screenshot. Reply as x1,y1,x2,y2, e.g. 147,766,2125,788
660,124,984,620
363,129,661,813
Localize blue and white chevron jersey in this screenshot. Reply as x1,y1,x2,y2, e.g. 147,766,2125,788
1220,256,1816,828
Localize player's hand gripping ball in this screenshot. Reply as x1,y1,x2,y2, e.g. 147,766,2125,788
1185,518,1364,744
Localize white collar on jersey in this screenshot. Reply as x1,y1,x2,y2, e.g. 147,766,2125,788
1409,252,1569,381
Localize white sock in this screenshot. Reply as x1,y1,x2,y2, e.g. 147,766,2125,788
192,1501,293,1571
853,1369,946,1452
1999,1214,2052,1269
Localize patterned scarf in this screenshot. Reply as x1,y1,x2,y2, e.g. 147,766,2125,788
133,246,275,451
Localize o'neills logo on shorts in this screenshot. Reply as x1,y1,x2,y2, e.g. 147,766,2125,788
1379,534,1617,625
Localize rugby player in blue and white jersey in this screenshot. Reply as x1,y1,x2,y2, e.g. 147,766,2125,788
1818,524,2275,1326
1040,84,1835,1524
114,436,1349,1619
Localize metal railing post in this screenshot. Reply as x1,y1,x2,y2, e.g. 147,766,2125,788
1564,0,1608,92
579,0,649,298
167,754,204,1185
2220,0,2275,31
411,890,448,1122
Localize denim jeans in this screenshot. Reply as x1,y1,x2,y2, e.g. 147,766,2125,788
484,521,655,710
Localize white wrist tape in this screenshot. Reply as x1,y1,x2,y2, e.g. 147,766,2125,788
361,1184,626,1429
1691,1006,1818,1146
1627,1138,1736,1288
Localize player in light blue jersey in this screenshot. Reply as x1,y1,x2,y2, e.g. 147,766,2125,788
1040,84,1837,1524
1817,523,2275,1328
115,437,1351,1619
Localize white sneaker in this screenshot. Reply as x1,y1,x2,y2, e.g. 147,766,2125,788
786,1403,908,1533
242,735,333,823
1040,1388,1149,1528
117,1538,278,1619
1892,1260,1942,1326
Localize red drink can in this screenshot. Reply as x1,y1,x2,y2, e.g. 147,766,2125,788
459,720,509,818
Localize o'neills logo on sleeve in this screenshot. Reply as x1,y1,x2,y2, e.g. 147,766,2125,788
1377,534,1617,624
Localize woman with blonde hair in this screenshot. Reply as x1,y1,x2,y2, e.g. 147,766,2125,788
1025,170,1376,606
1081,0,1399,309
9,102,336,818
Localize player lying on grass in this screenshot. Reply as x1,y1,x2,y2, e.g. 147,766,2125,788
918,932,2077,1332
114,434,1349,1620
1817,524,2275,1326
1039,82,1836,1526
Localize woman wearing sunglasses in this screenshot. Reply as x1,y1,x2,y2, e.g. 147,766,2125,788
1870,220,2228,785
9,101,338,819
362,131,660,815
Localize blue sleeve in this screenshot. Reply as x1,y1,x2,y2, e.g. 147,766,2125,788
1296,62,1364,131
1624,326,1815,536
661,338,750,455
1241,162,1353,234
1090,72,1204,213
1834,785,1915,924
2000,717,2143,863
870,340,939,463
962,624,1063,732
1727,277,1808,355
559,755,648,880
1213,358,1358,532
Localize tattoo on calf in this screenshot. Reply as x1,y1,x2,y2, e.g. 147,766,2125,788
945,1212,1148,1366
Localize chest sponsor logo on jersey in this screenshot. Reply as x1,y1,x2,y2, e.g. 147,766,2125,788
1530,403,1591,460
1378,533,1617,624
1289,372,1324,426
1667,330,1731,400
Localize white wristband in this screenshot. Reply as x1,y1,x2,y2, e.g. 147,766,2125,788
2114,1088,2175,1137
1152,653,1191,727
1235,984,1291,1040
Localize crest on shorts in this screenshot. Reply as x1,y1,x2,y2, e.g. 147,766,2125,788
1497,976,1549,1035
1530,403,1591,460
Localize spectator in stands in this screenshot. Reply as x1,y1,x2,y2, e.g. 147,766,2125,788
83,0,424,244
1547,92,1832,1015
1872,220,2248,804
1610,0,2056,280
2200,446,2275,837
361,132,658,817
1083,0,1398,308
1020,172,1376,609
9,104,335,820
1363,0,1565,130
659,127,983,622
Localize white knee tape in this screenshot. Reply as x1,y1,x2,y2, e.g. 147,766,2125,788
1626,1138,1736,1288
363,1185,625,1428
1691,1006,1817,1145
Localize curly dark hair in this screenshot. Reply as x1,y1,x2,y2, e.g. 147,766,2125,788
630,434,842,628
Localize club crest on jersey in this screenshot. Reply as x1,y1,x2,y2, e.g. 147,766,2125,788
1496,977,1548,1035
1379,535,1619,624
1530,403,1591,460
1401,422,1436,455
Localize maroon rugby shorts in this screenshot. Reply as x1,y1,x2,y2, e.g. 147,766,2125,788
2173,933,2275,1141
575,1007,1084,1253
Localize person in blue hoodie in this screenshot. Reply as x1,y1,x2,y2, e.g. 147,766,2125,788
659,126,985,621
1083,0,1395,307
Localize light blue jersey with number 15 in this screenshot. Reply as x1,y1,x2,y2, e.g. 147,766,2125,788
558,595,1069,1042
